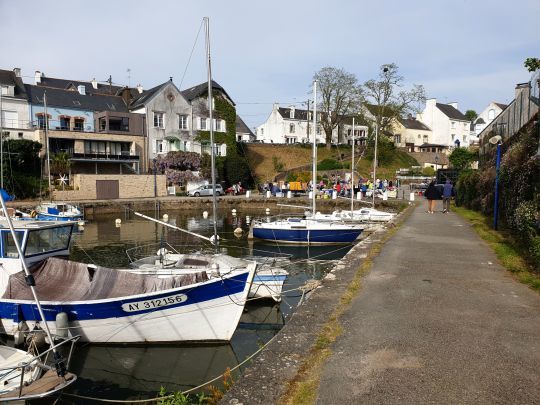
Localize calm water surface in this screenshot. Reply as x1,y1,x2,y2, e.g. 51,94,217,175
56,208,354,402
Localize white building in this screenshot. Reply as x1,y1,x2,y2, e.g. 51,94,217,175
256,104,367,145
416,99,471,148
0,68,36,141
473,102,507,136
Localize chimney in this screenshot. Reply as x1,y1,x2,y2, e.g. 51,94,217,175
137,84,143,94
449,102,458,110
426,98,436,108
289,105,295,118
13,68,21,77
120,87,133,105
77,85,86,95
91,78,98,89
34,71,42,84
273,102,279,111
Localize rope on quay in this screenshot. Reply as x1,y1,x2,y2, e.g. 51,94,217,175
61,331,279,404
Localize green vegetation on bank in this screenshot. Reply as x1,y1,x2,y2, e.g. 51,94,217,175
453,205,540,292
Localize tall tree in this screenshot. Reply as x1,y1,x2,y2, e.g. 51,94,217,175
363,63,426,138
313,67,363,149
464,110,478,122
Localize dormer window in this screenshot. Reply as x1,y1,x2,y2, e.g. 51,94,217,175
290,109,295,119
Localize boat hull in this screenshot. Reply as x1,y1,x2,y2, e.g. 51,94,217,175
252,226,362,244
0,269,254,343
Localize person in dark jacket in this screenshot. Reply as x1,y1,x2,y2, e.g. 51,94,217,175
424,180,440,213
442,180,453,213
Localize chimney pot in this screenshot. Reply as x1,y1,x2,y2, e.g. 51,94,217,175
137,84,143,94
34,71,42,84
91,78,98,89
13,68,21,77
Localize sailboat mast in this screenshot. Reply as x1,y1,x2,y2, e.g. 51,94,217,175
311,80,317,215
0,88,3,190
351,117,355,212
0,193,66,376
204,17,218,245
44,92,52,195
372,122,378,208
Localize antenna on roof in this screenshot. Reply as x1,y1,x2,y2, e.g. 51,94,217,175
108,75,112,94
127,69,131,87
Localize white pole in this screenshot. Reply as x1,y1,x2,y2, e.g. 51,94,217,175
0,87,3,190
44,92,52,195
350,117,355,212
312,80,317,215
204,17,218,245
372,122,378,208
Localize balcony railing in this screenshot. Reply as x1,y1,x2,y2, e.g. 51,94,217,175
71,152,140,161
0,119,34,129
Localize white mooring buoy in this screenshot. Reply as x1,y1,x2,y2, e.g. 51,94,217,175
234,227,243,235
115,218,121,227
162,214,169,222
265,208,270,215
203,211,209,218
232,209,237,216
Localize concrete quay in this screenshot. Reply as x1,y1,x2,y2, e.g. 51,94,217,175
222,203,540,404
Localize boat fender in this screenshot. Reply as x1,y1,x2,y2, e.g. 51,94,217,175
55,312,69,338
30,210,37,218
233,227,243,235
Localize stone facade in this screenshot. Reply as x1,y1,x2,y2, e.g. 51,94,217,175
53,174,167,200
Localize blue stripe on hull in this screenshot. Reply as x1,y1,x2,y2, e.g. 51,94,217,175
254,275,287,282
36,214,82,222
253,227,362,243
0,272,249,323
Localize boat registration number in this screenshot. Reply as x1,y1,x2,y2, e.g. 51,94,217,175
122,294,188,312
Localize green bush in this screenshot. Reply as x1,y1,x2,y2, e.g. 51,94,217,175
422,166,435,176
272,156,284,172
317,159,344,171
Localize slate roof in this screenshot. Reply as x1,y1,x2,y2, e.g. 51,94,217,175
24,84,128,112
419,143,449,148
236,115,254,136
0,69,27,99
181,80,235,105
494,102,508,110
278,107,310,120
436,103,468,120
37,76,122,95
398,118,431,131
129,81,171,110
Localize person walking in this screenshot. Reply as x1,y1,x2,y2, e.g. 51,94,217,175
424,180,440,214
442,180,453,213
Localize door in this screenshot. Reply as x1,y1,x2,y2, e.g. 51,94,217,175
96,180,119,199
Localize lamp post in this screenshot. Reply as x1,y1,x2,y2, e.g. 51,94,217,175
489,135,502,230
434,154,439,172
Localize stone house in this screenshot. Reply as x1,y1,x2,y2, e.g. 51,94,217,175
473,102,508,137
393,117,433,152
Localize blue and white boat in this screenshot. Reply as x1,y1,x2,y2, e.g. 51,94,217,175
0,219,257,343
252,218,363,244
34,202,83,222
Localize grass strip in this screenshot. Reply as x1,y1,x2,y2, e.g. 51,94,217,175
279,205,413,405
453,205,540,292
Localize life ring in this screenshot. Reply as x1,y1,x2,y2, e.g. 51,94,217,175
30,210,37,218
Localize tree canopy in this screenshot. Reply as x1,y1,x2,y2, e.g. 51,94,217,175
449,147,477,170
464,110,478,122
313,67,364,148
363,63,426,138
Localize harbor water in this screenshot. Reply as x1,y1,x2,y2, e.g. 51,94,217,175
37,208,356,402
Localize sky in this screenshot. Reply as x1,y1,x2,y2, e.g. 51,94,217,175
1,0,538,131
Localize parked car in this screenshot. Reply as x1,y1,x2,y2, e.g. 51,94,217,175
187,184,224,197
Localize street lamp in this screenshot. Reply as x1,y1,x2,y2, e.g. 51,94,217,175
434,154,439,172
489,135,502,230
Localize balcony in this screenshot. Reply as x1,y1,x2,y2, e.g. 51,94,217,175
70,152,140,162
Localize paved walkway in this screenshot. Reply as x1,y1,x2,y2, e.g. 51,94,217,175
317,202,540,404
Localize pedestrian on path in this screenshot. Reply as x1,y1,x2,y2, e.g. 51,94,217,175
442,180,453,213
424,180,440,213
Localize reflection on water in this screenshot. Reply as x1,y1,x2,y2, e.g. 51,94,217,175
58,209,354,401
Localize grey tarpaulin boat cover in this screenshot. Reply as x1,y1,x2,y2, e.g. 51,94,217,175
2,257,209,301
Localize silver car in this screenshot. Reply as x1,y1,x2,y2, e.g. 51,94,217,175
188,184,223,197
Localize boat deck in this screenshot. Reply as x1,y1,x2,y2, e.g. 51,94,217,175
0,370,75,400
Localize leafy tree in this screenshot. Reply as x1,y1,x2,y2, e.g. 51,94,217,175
3,139,42,176
448,147,477,170
363,63,426,138
422,166,435,176
50,152,72,176
524,57,540,72
464,110,478,122
313,67,364,149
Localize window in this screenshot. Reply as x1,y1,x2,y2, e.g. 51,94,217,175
109,116,129,131
260,128,264,135
216,119,223,132
36,113,49,129
289,123,295,133
200,117,207,130
98,117,107,131
1,110,17,128
286,137,296,144
0,86,8,96
316,126,321,135
109,142,131,155
74,118,84,131
418,134,421,139
24,227,71,256
423,135,428,143
394,134,401,144
451,121,455,129
463,135,467,142
179,115,188,130
155,140,167,154
85,141,106,154
59,116,70,130
451,134,455,141
347,129,352,136
289,109,295,119
1,231,24,258
153,112,164,128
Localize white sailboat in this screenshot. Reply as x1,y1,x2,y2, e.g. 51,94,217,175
252,81,364,244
